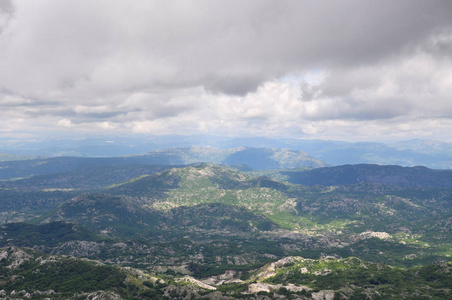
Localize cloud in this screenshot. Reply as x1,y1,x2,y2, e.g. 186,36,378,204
0,0,14,33
0,0,451,141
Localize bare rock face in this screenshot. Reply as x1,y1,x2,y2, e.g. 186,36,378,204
203,270,244,285
52,240,102,257
249,282,282,293
0,247,33,269
248,282,310,294
176,275,217,290
359,231,390,239
71,291,122,300
252,256,306,281
312,290,335,300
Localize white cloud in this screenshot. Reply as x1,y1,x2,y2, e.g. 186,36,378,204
57,118,72,127
0,0,451,142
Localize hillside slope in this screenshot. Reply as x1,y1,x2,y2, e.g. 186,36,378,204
1,246,450,299
0,246,168,299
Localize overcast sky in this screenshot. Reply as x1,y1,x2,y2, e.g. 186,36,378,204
1,0,452,143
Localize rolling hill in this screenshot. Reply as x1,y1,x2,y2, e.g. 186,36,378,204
6,163,443,271
0,152,451,299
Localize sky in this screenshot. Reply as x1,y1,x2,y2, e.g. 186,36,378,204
1,0,452,144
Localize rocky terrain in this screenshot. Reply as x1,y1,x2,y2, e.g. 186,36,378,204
0,149,450,298
0,247,450,299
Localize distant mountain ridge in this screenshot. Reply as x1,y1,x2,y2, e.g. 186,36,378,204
2,135,450,169
0,147,326,180
0,153,41,162
283,164,452,188
131,146,326,169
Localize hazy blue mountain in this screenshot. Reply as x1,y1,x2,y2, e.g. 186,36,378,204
0,153,42,162
0,147,325,180
1,135,450,168
0,164,176,190
0,156,183,180
283,164,452,188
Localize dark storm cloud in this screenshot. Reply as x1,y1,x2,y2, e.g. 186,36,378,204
186,0,452,94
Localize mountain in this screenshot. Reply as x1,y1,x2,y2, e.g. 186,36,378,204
39,194,163,237
2,135,451,168
283,164,452,188
0,158,451,298
102,164,452,266
2,163,451,251
290,140,452,169
222,147,325,169
0,147,325,180
0,164,175,191
23,163,451,238
18,163,443,269
0,153,41,162
0,156,178,180
131,146,326,169
164,203,278,232
38,190,279,238
104,164,302,227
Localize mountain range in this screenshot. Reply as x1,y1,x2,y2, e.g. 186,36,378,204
0,147,325,180
1,136,451,169
0,146,450,298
